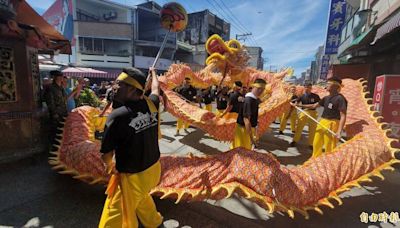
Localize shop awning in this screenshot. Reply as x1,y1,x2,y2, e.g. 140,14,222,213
337,27,377,58
15,1,71,54
93,67,122,79
62,67,107,78
372,10,400,44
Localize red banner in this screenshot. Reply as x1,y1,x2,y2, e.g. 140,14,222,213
42,0,74,44
373,75,400,148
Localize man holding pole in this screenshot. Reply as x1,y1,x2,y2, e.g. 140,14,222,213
219,81,244,119
231,79,267,150
99,67,163,228
175,77,197,134
290,82,321,148
293,77,347,158
279,85,298,134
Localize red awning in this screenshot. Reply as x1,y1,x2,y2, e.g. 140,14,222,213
372,10,400,44
93,67,122,79
62,67,107,78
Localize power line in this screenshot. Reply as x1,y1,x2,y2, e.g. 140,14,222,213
216,0,260,47
209,0,256,46
205,0,250,41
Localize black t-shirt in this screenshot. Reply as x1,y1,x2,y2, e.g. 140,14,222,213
100,94,160,173
298,93,320,110
319,94,347,120
98,87,107,96
216,92,228,110
290,95,299,102
178,85,197,102
237,94,260,128
229,91,244,113
202,90,213,105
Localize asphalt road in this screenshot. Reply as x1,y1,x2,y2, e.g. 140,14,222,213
0,112,399,228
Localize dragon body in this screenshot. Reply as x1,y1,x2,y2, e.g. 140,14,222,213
49,35,399,219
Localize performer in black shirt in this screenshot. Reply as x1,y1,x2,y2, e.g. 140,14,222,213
201,87,213,112
279,85,298,134
175,77,196,134
295,77,347,158
291,82,321,148
219,81,244,119
232,79,267,150
99,67,163,228
215,86,229,116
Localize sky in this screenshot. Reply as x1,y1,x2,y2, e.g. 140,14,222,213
27,0,330,77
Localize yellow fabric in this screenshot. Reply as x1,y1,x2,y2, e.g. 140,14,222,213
251,82,266,89
279,109,297,132
224,112,238,120
99,161,163,228
204,104,212,112
117,73,144,91
312,118,339,158
230,124,255,150
176,118,189,130
293,110,318,146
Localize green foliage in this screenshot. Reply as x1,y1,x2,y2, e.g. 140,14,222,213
76,88,101,107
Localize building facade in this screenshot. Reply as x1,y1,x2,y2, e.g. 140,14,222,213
43,0,176,77
334,0,400,93
175,10,231,68
245,46,264,70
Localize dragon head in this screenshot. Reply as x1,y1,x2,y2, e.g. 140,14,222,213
205,34,249,71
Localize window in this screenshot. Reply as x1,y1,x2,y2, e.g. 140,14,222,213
93,39,103,54
346,17,353,39
79,37,130,56
83,37,93,52
341,24,347,43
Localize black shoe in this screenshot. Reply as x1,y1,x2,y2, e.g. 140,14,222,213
279,131,284,135
290,141,296,147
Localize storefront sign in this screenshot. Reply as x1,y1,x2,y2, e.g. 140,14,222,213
324,0,347,54
373,75,400,147
320,55,330,80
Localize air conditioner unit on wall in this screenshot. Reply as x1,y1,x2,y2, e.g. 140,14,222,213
103,11,118,20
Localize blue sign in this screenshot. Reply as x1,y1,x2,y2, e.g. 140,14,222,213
320,55,330,80
324,0,347,54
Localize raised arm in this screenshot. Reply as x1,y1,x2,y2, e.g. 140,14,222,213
149,67,159,96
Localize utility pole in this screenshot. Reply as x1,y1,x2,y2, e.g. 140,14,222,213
236,33,252,43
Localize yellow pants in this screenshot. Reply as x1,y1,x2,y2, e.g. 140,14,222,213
99,161,163,228
224,112,238,120
312,118,339,158
203,104,212,112
215,109,224,116
231,124,255,150
279,109,297,132
293,110,318,146
176,118,189,130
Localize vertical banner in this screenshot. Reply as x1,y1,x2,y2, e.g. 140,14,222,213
324,0,347,54
320,55,330,80
373,75,400,148
43,0,74,45
373,75,385,112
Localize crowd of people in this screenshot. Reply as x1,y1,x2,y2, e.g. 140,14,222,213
41,68,347,227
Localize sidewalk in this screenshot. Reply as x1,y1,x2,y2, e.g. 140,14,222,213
0,113,399,228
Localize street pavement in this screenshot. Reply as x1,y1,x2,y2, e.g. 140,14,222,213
0,111,399,228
